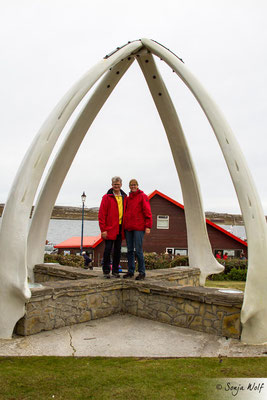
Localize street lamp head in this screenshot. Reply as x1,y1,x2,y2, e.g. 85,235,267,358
81,191,86,203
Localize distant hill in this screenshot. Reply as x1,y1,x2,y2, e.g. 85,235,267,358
51,206,99,220
0,204,98,220
205,211,244,225
0,203,266,225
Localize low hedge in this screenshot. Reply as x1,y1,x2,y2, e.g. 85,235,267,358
43,252,248,280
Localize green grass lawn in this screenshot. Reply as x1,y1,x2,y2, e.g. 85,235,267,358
205,280,245,291
0,357,267,400
0,281,257,399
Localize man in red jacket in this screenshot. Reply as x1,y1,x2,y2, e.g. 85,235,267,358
98,176,127,278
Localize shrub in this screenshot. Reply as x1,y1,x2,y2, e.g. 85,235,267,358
44,253,84,268
208,258,248,281
169,256,189,267
144,253,189,270
144,252,170,270
44,254,59,263
209,272,226,281
227,267,247,281
43,254,58,264
217,258,247,274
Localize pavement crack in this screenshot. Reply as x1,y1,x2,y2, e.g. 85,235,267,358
68,328,77,357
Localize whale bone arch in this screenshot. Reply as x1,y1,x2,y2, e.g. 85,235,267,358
27,50,223,286
0,38,266,344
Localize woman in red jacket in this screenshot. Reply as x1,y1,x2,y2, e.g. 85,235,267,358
123,179,152,280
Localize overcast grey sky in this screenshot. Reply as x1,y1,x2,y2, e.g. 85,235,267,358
1,0,267,213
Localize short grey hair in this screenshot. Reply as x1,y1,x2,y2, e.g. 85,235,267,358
111,176,122,184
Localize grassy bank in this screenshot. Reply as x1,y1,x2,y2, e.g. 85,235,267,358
0,357,267,399
205,280,245,291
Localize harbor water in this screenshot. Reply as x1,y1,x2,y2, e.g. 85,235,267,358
47,219,100,244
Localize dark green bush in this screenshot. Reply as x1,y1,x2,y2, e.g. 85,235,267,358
227,267,247,281
209,272,226,281
208,259,248,281
217,258,247,274
169,256,189,267
44,253,84,268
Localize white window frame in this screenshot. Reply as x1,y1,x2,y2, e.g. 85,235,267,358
166,247,174,254
157,215,169,229
223,249,235,257
174,249,187,256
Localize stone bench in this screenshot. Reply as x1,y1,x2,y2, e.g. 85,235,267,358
15,264,242,339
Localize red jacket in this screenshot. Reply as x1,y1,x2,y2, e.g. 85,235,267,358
124,190,152,231
98,189,127,240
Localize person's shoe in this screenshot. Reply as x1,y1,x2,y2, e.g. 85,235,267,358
103,273,110,279
89,267,93,270
123,272,134,279
135,273,145,280
111,272,121,278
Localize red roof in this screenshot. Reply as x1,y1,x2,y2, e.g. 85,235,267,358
148,190,247,247
54,234,103,249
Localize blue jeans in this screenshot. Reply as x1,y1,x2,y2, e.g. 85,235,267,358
125,230,145,275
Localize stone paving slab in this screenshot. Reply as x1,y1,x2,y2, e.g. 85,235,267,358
1,314,267,358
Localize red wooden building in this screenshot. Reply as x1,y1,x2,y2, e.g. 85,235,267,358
143,190,247,258
54,190,247,266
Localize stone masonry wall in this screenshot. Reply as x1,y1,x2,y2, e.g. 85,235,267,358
16,280,122,336
122,285,241,339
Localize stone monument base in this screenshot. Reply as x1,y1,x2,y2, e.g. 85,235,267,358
15,264,242,339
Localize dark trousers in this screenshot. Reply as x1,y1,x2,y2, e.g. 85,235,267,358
103,228,122,275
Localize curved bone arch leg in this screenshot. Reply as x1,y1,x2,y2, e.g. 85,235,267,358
0,41,142,338
137,52,223,284
27,57,135,279
140,38,267,344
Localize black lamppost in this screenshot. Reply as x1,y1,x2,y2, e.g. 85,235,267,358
80,191,86,254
